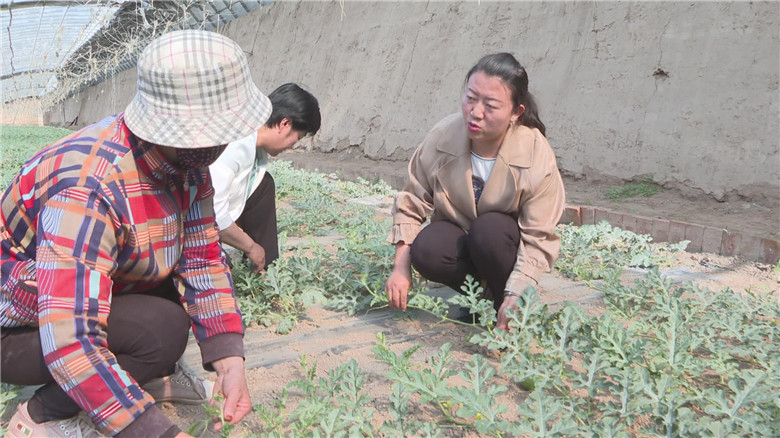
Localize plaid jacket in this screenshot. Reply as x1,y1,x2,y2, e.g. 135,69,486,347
0,114,244,435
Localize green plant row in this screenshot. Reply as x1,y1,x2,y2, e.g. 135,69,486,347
233,162,690,334
555,220,689,282
231,160,408,334
225,163,777,436
206,271,778,437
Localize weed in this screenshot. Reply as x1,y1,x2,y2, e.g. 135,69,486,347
0,125,74,190
605,177,660,200
187,393,235,438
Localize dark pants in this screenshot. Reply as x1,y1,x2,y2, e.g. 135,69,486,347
1,282,190,422
410,212,521,311
232,172,279,270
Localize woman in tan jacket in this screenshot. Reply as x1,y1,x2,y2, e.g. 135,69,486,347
386,53,565,330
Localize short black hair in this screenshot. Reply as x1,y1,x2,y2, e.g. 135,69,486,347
265,83,321,135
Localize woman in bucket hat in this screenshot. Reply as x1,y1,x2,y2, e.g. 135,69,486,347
1,30,269,437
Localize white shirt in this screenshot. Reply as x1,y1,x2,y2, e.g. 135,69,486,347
209,131,268,230
471,151,496,182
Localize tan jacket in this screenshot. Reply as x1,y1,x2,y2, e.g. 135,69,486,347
389,113,565,294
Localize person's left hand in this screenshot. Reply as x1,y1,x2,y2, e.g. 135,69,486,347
210,356,251,431
496,294,520,330
245,243,266,273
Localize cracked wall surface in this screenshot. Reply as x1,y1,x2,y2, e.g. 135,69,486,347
50,1,779,204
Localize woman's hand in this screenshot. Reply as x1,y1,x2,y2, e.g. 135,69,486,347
210,356,252,431
218,223,265,272
386,268,412,310
245,243,266,273
496,294,521,330
386,242,413,310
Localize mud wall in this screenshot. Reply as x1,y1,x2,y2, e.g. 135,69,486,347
2,99,43,126
48,1,780,204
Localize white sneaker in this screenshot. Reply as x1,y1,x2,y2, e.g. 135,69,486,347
5,401,104,438
142,361,214,404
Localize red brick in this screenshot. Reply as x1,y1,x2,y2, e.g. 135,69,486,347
721,231,741,257
701,227,725,254
607,212,624,229
736,234,761,261
652,219,670,243
559,206,582,226
581,207,595,225
760,238,780,265
684,224,704,253
622,215,638,234
635,216,654,237
668,220,688,245
594,208,610,226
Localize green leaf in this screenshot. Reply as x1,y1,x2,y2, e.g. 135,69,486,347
512,388,580,437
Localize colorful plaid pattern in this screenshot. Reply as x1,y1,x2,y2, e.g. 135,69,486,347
0,114,243,435
124,29,271,149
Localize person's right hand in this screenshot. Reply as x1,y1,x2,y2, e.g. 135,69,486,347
386,268,412,310
175,432,195,438
245,243,266,273
211,356,252,431
496,294,520,330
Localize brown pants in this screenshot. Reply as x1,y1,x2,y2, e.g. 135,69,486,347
410,212,521,311
1,285,189,422
232,172,279,270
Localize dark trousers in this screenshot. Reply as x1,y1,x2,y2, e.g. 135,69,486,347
233,172,279,270
1,283,190,422
410,212,521,311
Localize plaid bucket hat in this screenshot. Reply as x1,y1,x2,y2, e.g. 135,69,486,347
125,30,271,149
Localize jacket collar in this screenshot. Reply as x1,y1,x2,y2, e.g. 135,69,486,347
435,119,536,169
433,116,539,217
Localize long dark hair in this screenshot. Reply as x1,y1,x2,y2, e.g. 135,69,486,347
465,53,546,137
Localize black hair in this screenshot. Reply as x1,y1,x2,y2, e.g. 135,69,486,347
465,53,546,137
265,83,321,135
